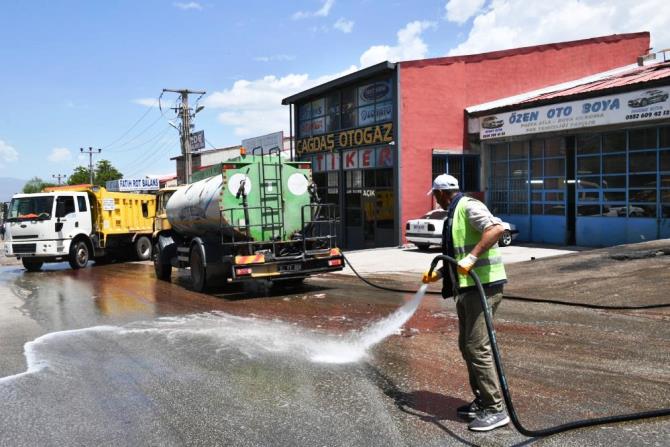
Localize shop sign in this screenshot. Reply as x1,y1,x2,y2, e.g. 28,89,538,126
311,151,340,173
358,80,392,106
358,102,393,126
479,86,670,140
296,122,393,155
310,146,394,172
108,178,160,191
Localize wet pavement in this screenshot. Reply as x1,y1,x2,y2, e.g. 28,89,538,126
0,251,668,446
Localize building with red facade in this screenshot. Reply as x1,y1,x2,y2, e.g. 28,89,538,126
283,32,661,249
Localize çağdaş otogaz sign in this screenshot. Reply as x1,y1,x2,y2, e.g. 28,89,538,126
479,86,670,140
296,123,393,155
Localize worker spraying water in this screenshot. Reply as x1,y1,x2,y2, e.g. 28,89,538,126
422,174,510,432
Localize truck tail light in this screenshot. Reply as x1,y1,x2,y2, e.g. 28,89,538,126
235,267,252,276
328,259,342,267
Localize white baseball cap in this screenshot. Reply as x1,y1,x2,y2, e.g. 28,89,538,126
427,174,460,195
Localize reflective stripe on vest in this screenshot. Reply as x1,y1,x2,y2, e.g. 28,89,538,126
451,197,507,288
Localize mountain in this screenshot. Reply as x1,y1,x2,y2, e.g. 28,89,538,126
0,177,26,203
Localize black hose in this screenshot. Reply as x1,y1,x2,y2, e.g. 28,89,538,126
340,253,670,310
426,254,670,437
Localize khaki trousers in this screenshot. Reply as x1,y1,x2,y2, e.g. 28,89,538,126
456,284,504,412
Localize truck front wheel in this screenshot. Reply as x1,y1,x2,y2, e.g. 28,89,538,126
135,236,152,261
22,258,43,272
190,247,207,292
69,240,90,269
153,243,172,281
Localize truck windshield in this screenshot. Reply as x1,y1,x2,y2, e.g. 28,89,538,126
7,196,54,221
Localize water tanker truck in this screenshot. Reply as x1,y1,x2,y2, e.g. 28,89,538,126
152,151,344,291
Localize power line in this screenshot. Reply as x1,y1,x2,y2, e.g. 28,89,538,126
105,114,165,151
102,103,155,149
124,136,180,178
107,125,173,154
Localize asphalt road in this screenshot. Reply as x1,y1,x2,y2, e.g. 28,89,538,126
0,254,668,446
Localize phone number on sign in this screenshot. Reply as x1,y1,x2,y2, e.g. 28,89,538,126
626,110,670,120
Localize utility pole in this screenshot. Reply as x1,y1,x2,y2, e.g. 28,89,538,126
52,174,67,185
162,88,206,184
81,147,101,185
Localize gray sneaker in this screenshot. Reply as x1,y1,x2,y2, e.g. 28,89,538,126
456,400,482,420
468,409,510,431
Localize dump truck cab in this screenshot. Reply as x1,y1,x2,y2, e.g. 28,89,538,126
4,191,93,270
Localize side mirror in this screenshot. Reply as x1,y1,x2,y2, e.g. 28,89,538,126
55,222,63,232
56,201,65,218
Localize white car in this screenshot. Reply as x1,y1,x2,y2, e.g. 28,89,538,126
405,209,518,250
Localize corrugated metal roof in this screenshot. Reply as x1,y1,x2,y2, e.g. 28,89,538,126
467,59,670,115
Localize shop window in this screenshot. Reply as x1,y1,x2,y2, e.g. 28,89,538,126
375,169,393,188
628,204,656,218
602,131,626,153
604,191,626,202
602,175,625,188
544,158,564,177
661,150,670,172
629,151,657,173
576,134,600,155
432,154,480,192
530,139,544,158
660,127,670,148
578,176,600,188
629,174,656,188
509,141,527,159
629,128,657,151
326,113,340,132
577,156,600,175
545,138,565,157
327,171,338,194
491,143,508,161
603,155,626,174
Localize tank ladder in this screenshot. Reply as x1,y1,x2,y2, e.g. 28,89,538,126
254,146,284,242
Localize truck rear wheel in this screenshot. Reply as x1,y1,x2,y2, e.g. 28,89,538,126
153,243,172,281
190,247,207,292
135,236,152,261
22,258,43,272
69,240,90,269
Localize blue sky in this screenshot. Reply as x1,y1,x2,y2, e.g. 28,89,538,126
0,0,668,181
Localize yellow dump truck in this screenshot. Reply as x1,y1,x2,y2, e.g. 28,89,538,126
4,184,156,271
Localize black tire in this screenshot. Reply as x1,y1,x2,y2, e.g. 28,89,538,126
22,258,43,272
69,239,90,269
135,236,152,261
499,230,513,247
415,243,431,251
153,243,172,281
190,247,207,292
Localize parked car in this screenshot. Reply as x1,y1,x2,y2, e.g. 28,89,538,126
627,89,669,108
405,209,518,250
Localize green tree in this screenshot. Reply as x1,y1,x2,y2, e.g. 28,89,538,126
94,160,123,186
68,166,91,185
22,177,56,193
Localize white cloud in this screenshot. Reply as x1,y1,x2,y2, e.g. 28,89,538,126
254,54,296,62
445,0,486,24
133,98,160,108
447,0,670,56
293,0,335,20
205,67,357,138
333,17,354,33
360,20,436,67
48,147,71,163
0,140,19,164
173,2,202,11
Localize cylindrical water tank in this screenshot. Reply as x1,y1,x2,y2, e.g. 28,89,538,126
166,174,230,238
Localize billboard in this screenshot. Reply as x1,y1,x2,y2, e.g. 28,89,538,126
479,86,670,140
242,131,284,155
